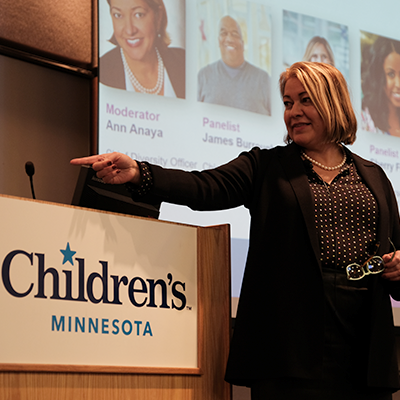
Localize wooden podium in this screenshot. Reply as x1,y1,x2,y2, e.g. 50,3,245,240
0,195,231,399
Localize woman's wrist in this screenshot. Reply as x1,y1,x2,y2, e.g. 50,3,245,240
125,161,154,196
129,160,141,185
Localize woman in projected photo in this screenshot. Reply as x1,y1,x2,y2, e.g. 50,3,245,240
303,36,335,66
71,62,400,400
100,0,185,98
362,36,400,136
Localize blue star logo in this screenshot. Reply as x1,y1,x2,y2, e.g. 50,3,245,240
60,242,76,265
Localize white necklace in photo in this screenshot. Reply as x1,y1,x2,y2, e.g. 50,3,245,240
121,47,164,95
302,146,346,171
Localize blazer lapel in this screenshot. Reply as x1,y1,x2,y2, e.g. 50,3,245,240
278,144,322,269
351,152,390,253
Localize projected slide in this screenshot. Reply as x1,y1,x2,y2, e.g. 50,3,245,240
98,0,400,310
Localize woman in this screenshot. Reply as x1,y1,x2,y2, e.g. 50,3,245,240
100,0,185,98
303,36,335,66
71,62,400,399
362,36,400,136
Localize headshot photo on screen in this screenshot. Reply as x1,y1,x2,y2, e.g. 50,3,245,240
197,0,271,116
282,10,349,82
361,32,400,137
303,36,335,66
99,0,186,98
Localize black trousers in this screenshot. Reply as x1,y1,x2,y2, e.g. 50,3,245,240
250,378,392,400
251,269,393,400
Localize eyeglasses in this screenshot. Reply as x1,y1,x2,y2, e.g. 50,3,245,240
346,239,396,281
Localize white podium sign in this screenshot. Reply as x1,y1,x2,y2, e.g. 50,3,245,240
0,196,198,373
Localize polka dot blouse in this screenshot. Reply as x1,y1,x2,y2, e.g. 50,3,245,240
304,154,378,270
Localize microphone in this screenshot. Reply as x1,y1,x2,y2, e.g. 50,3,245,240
25,161,36,199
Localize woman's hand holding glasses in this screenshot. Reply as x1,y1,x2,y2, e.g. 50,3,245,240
382,244,400,281
346,239,398,281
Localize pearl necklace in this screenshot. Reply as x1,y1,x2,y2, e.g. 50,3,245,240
121,47,164,95
302,147,346,171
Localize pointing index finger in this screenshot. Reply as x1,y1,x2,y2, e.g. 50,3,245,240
70,155,106,166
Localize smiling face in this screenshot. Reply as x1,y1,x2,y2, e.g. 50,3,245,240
110,0,159,63
383,51,400,109
283,77,327,149
218,16,245,68
309,43,333,65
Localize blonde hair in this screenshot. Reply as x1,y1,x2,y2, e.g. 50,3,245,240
280,62,357,145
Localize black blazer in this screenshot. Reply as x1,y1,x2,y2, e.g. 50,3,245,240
134,143,400,389
99,45,186,99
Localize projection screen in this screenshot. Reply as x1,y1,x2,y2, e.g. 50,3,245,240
97,0,400,319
